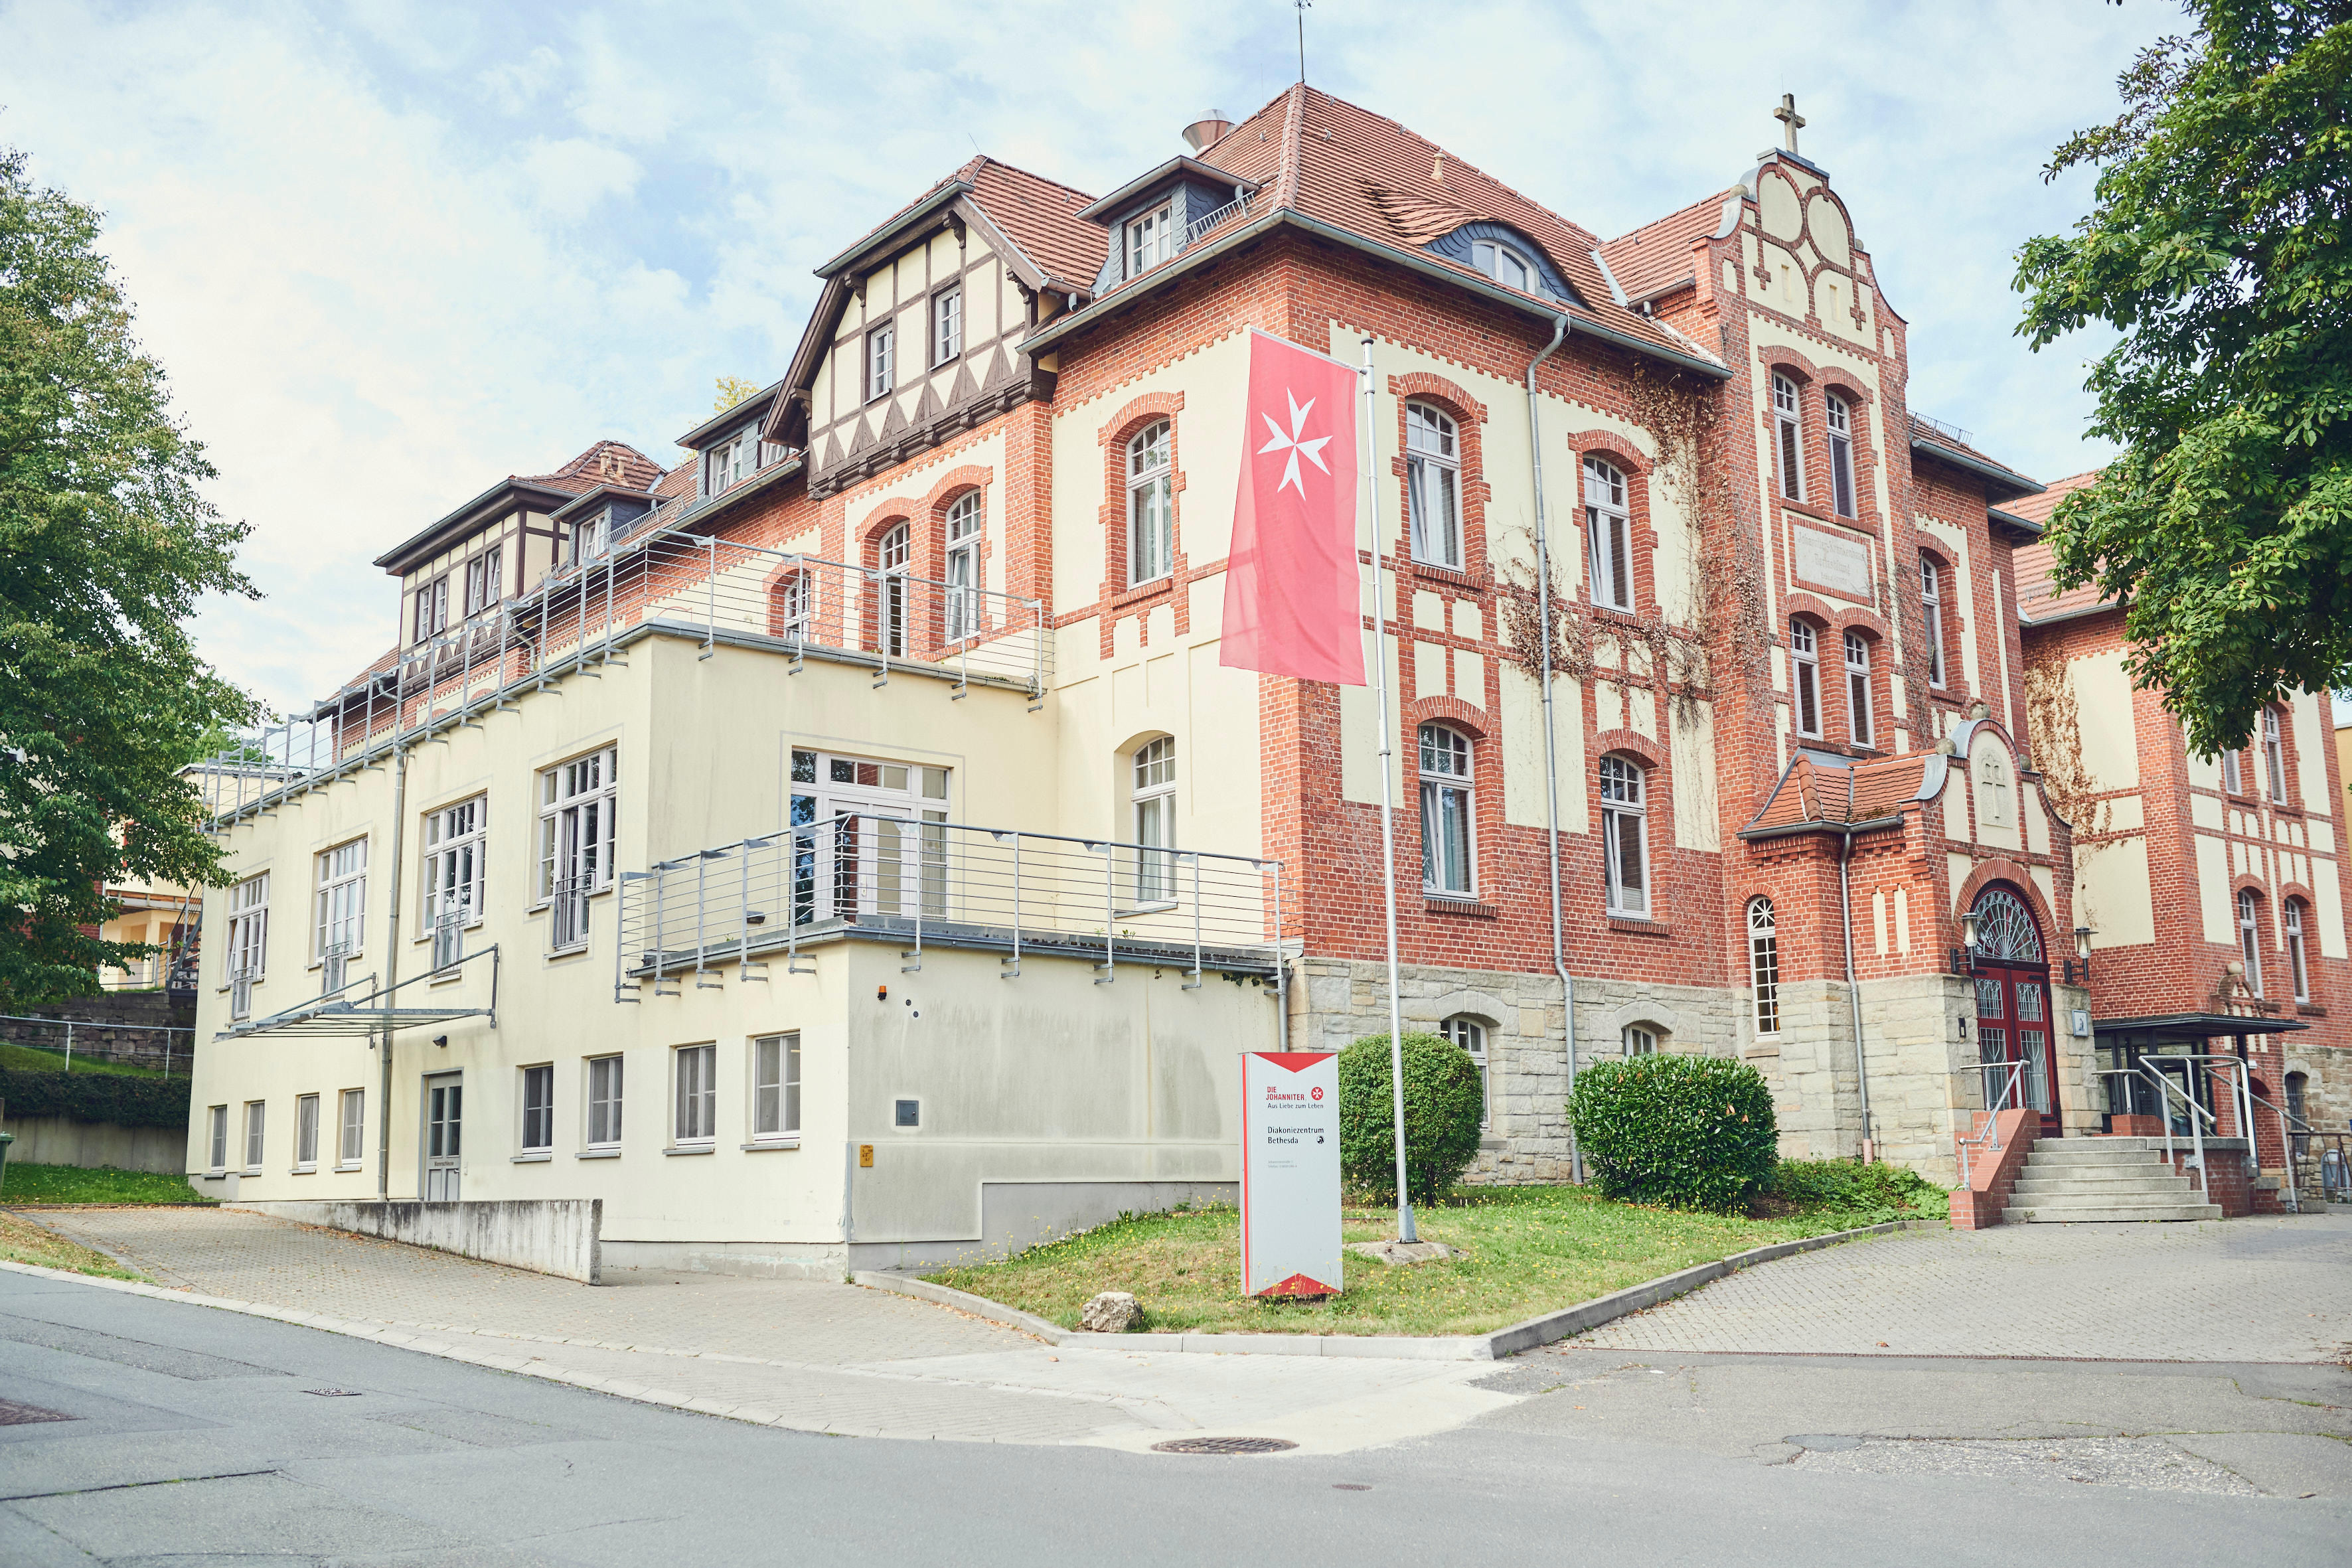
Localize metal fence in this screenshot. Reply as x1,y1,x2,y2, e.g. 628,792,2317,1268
189,527,1053,827
615,811,1286,998
0,1012,198,1077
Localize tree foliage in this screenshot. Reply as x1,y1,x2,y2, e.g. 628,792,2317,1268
0,146,256,1006
2013,2,2352,753
1336,1032,1486,1206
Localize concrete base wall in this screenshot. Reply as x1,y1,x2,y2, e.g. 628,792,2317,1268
242,1198,601,1283
1,1115,187,1174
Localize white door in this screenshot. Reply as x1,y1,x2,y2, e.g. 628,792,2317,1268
423,1073,462,1201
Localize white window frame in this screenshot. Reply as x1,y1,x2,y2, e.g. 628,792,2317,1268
226,872,269,1019
338,1088,365,1168
1790,620,1822,738
570,509,611,565
1600,755,1650,917
1748,897,1780,1035
208,1104,228,1173
422,795,485,971
294,1093,319,1171
1826,392,1856,517
413,575,449,641
1439,1016,1489,1128
520,1063,554,1154
1471,238,1534,290
2222,747,2244,795
866,325,894,402
1127,420,1173,586
1622,1025,1658,1056
1844,630,1875,747
674,1043,717,1148
1584,455,1631,610
2262,707,2289,803
1131,736,1177,906
1772,374,1805,502
875,521,910,657
1921,559,1946,688
243,1100,266,1174
945,491,983,643
1419,724,1474,898
313,838,366,993
539,747,617,951
586,1054,624,1150
463,545,503,617
751,1032,801,1143
1126,202,1172,276
2285,900,2310,1002
933,285,962,364
775,568,813,644
2238,888,2264,995
1405,401,1462,570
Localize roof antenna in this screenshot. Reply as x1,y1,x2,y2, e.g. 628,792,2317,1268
1295,0,1310,84
966,130,982,156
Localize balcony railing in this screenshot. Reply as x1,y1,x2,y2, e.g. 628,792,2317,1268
191,527,1053,827
614,812,1288,1001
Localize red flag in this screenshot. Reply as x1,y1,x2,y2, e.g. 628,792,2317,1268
1219,329,1364,686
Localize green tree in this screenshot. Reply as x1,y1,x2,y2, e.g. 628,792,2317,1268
0,146,257,1006
714,374,760,412
1336,1032,1486,1206
2013,3,2352,755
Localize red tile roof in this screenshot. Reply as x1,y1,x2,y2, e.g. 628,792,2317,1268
1743,752,1934,834
964,157,1107,291
2010,470,2113,623
525,439,664,495
1601,189,1737,305
1907,414,2039,495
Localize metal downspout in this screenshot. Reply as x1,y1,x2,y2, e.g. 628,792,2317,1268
1839,828,1874,1159
377,744,409,1202
1526,314,1580,1182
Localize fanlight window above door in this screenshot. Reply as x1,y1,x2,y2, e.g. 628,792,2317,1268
1972,888,2043,963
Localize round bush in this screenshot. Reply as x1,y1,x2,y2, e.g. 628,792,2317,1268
1336,1031,1486,1206
1567,1054,1777,1213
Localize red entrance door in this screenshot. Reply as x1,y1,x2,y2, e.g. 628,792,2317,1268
1971,887,2061,1140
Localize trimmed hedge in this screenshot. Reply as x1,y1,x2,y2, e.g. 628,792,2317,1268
1768,1157,1945,1217
0,1066,192,1129
1568,1054,1777,1214
1337,1032,1486,1206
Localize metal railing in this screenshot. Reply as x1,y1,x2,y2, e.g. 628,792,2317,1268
615,811,1287,1004
1953,1059,2025,1189
0,1012,198,1077
1180,193,1252,251
2134,1059,2217,1201
189,527,1053,828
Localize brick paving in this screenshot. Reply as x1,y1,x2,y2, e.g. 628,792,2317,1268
1573,1213,2352,1362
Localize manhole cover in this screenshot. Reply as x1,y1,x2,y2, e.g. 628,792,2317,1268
1150,1436,1298,1455
0,1399,77,1426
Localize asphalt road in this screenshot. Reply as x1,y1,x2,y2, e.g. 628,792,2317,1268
3,1264,2345,1567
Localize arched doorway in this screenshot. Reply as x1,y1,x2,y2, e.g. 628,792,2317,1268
1972,884,2061,1139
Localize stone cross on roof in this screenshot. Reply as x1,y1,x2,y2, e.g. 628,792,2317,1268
1774,93,1806,155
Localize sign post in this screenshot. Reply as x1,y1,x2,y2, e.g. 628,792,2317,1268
1240,1051,1342,1297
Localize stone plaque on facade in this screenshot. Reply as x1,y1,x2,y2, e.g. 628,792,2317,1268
1792,522,1875,602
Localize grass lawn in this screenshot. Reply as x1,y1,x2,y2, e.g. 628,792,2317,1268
926,1184,1942,1337
0,1212,143,1280
0,1162,213,1206
0,1040,178,1077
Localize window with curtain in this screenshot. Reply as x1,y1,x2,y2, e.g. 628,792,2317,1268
1826,392,1856,517
674,1044,716,1146
539,747,617,951
2285,899,2310,1002
945,491,983,641
521,1065,554,1153
1790,620,1822,738
753,1033,801,1140
1920,559,1946,688
2238,889,2264,995
1131,736,1176,904
1419,724,1473,896
314,838,366,992
1127,420,1173,585
1749,897,1780,1034
1585,455,1631,611
1600,755,1648,917
1844,630,1874,746
2262,707,2290,803
876,522,909,657
1405,402,1461,569
1772,374,1804,501
2222,747,2244,795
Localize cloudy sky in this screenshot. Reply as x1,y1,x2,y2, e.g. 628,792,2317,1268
3,0,2167,716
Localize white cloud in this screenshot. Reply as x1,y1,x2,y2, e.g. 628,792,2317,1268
478,44,561,115
514,137,642,221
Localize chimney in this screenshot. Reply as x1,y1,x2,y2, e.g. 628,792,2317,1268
1182,111,1234,153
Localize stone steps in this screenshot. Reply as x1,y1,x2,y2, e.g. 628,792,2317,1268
2003,1138,2223,1224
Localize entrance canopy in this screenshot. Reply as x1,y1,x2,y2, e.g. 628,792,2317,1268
2095,1012,2310,1046
214,947,499,1041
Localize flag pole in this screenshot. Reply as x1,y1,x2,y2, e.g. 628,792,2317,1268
1360,335,1417,1245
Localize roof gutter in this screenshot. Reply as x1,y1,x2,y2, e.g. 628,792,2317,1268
1909,436,2043,503
1735,811,1906,844
811,181,973,278
1018,206,1732,382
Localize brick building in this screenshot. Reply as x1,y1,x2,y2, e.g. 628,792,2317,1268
183,86,2216,1273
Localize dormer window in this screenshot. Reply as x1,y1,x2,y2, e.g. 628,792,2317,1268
1127,203,1173,277
1472,239,1535,291
462,546,503,617
571,510,610,565
702,424,761,498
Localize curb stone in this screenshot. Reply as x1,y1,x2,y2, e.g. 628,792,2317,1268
858,1218,1942,1360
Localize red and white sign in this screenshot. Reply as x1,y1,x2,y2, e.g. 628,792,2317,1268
1218,329,1364,687
1240,1051,1342,1297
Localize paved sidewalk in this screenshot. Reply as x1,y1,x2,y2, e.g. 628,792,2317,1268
15,1206,1508,1451
1575,1212,2352,1361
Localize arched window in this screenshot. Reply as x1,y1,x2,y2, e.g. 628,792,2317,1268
945,491,983,641
1622,1025,1658,1056
773,571,811,644
1748,897,1780,1035
1790,619,1822,738
1418,724,1474,896
1131,736,1176,904
1919,558,1947,689
2239,888,2264,995
1405,402,1461,570
876,522,909,657
2285,898,2310,1002
2262,706,2290,803
1599,755,1648,917
1843,629,1874,747
1584,456,1631,611
1439,1016,1489,1127
1127,421,1172,586
1472,238,1535,291
1772,374,1804,502
1825,392,1856,517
